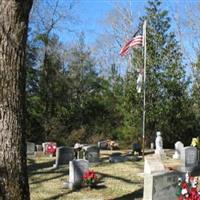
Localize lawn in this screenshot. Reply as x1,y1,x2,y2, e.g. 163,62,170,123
28,150,178,200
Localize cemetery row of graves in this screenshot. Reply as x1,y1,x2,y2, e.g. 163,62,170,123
27,133,200,200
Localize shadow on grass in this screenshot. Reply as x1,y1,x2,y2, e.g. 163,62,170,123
43,190,74,200
97,172,141,184
28,158,69,185
111,187,143,200
30,170,68,185
28,158,55,172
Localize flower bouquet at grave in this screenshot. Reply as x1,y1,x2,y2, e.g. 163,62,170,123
176,172,200,200
83,170,98,189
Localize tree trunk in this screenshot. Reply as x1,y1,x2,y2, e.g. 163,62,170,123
0,0,33,199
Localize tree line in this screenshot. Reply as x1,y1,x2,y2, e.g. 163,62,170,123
26,0,200,148
1,0,200,199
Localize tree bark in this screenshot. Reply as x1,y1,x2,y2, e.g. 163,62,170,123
0,0,33,199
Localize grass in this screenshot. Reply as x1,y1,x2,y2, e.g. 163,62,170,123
28,149,178,200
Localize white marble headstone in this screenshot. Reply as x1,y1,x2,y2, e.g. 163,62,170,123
173,141,184,159
68,159,89,190
144,156,165,174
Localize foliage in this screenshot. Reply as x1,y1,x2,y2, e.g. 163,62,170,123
128,0,192,147
26,0,200,148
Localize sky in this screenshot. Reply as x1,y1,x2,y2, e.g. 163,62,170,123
60,0,147,44
31,0,200,76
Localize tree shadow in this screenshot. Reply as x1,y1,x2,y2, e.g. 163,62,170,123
97,172,141,184
43,190,74,200
111,187,143,200
28,158,55,172
28,158,69,184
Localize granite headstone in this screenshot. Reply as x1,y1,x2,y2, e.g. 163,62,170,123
26,142,35,155
53,146,74,168
180,146,198,172
84,145,100,163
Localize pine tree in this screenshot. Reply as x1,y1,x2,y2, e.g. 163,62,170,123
130,0,190,146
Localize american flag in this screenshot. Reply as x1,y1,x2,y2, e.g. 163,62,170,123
119,35,143,56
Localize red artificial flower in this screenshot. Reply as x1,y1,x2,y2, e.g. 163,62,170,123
83,170,98,188
47,144,56,154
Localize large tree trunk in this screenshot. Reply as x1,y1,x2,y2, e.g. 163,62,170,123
0,0,33,199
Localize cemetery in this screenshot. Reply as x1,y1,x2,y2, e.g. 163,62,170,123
27,135,200,200
2,0,200,200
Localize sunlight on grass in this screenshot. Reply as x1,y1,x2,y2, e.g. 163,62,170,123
28,151,145,200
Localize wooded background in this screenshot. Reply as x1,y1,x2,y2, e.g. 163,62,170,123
26,0,200,148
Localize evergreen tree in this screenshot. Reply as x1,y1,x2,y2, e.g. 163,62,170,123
129,0,190,146
191,55,200,136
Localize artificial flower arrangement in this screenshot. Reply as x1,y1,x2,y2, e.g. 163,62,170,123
177,172,200,200
83,170,98,188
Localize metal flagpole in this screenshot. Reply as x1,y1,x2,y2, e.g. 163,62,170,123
142,20,147,160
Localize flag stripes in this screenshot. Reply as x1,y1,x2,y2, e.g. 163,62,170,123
120,35,143,56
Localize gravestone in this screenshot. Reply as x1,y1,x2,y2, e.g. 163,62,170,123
144,156,165,174
26,142,35,155
133,143,142,155
65,159,89,190
97,141,108,150
36,144,43,151
84,145,100,163
42,142,56,154
143,155,183,200
42,142,49,154
173,141,184,159
143,171,183,200
53,146,74,168
109,152,124,163
180,146,198,172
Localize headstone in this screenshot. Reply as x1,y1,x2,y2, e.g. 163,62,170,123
42,142,56,154
97,141,108,150
36,144,43,151
144,156,165,174
133,143,142,155
84,145,100,163
53,146,74,168
143,171,183,200
26,142,35,155
173,141,184,159
155,131,164,155
65,159,89,190
109,152,124,163
179,146,198,172
150,142,154,149
42,142,49,154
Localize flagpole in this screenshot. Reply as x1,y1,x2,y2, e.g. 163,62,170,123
142,20,147,160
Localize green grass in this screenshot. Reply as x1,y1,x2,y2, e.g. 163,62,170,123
28,149,180,200
28,150,144,200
